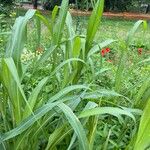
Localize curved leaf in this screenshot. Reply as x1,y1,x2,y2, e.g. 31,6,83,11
58,103,89,150
88,39,117,57
79,107,136,122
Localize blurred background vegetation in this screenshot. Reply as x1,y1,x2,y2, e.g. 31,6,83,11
0,0,150,14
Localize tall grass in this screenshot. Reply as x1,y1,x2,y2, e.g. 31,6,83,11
0,0,150,149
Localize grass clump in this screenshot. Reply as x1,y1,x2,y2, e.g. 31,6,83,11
0,0,150,149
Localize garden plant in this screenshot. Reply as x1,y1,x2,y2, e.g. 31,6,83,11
0,0,150,149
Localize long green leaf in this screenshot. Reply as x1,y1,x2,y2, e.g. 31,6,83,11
51,58,85,77
45,125,72,150
0,102,59,141
6,9,36,61
134,98,150,150
79,107,136,122
48,84,90,102
53,0,69,45
1,58,26,124
58,103,89,150
67,101,98,150
126,20,147,45
134,77,150,106
23,77,49,119
88,39,117,57
85,0,104,55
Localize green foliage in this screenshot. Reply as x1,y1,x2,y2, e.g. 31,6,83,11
0,0,15,16
134,98,150,150
0,0,150,149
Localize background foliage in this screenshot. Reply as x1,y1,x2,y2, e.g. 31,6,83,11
1,0,149,12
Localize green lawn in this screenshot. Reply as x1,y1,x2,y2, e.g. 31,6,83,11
73,16,150,48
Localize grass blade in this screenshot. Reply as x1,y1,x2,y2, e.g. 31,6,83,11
85,0,104,56
79,107,136,122
58,103,89,150
5,9,36,61
53,0,69,45
126,20,147,45
23,77,49,119
134,98,150,150
0,102,59,142
88,39,117,57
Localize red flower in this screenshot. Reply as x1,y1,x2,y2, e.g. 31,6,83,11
100,47,111,57
101,49,106,57
138,48,142,55
105,48,110,53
